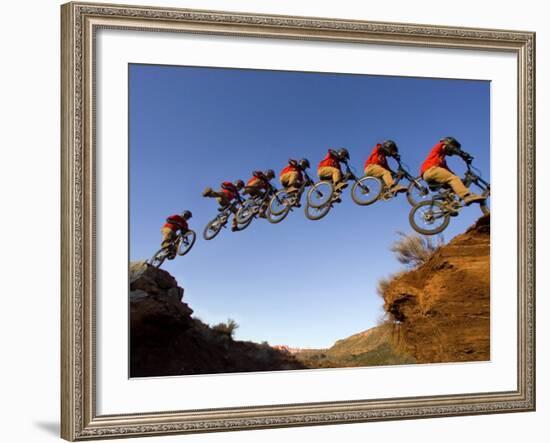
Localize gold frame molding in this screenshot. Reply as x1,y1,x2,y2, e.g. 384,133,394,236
61,2,536,440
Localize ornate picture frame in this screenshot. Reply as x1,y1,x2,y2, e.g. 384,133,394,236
61,2,535,440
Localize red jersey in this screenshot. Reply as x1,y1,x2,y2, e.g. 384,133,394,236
163,214,188,232
365,144,389,169
221,181,239,201
318,150,341,170
280,163,303,179
247,172,269,190
420,142,450,175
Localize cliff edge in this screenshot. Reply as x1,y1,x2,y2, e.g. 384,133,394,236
382,215,490,363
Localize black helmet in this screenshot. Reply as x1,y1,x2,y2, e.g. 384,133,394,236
337,148,350,161
181,210,192,219
234,179,244,189
264,169,275,180
380,140,398,156
298,158,310,169
441,136,461,150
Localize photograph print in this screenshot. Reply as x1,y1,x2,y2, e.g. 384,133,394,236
129,64,490,378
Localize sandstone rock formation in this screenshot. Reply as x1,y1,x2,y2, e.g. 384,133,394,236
382,215,490,363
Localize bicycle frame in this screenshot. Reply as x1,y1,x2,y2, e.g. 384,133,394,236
463,164,490,195
343,162,361,184
216,202,239,226
395,161,429,192
295,171,314,198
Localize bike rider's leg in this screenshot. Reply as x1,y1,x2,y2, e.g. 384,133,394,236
215,196,231,211
160,227,176,250
423,167,484,206
204,188,226,199
281,172,303,206
281,171,300,193
365,164,406,194
258,190,269,218
317,166,344,203
202,186,214,197
332,168,348,192
226,204,239,231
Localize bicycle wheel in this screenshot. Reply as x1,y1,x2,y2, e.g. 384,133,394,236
409,200,451,235
266,191,292,223
351,176,383,206
406,181,431,206
236,214,254,231
236,198,257,224
203,217,223,240
149,248,168,268
307,181,333,208
177,230,196,256
269,190,292,216
304,203,332,221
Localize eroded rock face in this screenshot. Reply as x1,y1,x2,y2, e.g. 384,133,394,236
382,215,490,363
129,262,305,377
130,262,194,376
130,261,184,301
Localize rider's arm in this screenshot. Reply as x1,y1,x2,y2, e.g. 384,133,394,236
459,150,474,164
387,154,401,176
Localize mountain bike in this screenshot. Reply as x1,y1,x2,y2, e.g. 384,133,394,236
149,230,197,268
305,161,383,221
408,162,490,235
203,202,247,240
236,183,279,226
349,160,432,207
394,160,432,206
266,171,315,224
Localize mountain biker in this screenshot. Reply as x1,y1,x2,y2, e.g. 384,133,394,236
317,148,350,192
202,180,245,231
279,158,310,193
364,140,407,194
420,137,486,205
160,210,192,257
243,169,276,218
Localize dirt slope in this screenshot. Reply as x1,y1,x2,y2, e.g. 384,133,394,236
382,215,490,363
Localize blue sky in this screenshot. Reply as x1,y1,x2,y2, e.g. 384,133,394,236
129,64,490,349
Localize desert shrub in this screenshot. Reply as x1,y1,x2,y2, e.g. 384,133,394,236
390,231,443,268
212,318,239,339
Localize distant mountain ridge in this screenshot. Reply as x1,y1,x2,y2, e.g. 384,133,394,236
291,323,415,369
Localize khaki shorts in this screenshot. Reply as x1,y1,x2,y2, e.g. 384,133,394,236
318,166,342,184
161,227,176,249
422,166,470,199
364,164,394,188
280,171,302,190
